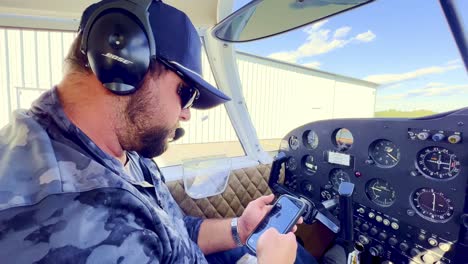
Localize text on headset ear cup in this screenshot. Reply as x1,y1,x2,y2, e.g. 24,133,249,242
86,10,150,95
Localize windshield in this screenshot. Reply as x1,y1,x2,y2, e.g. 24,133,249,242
233,0,467,152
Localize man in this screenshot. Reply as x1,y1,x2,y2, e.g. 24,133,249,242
0,0,318,263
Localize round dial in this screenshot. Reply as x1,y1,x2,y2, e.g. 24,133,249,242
302,155,318,174
301,180,314,195
411,188,454,223
416,147,460,179
329,169,351,191
334,128,354,151
369,139,400,168
366,179,396,207
289,135,300,150
304,130,319,149
286,157,298,171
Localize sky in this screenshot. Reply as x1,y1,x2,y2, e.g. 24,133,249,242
232,0,468,112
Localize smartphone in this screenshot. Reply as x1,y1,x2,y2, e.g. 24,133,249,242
245,194,306,254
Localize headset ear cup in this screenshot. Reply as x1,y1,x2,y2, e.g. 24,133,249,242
86,11,150,95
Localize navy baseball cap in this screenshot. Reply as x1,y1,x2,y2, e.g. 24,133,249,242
79,0,231,109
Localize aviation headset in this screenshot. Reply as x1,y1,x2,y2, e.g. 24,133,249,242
80,0,157,95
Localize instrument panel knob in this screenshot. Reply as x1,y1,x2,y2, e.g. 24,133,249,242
358,235,370,245
399,242,409,252
417,132,430,140
354,219,362,227
410,248,421,257
448,134,461,144
428,237,438,246
388,237,398,246
378,232,388,240
360,223,370,232
438,243,451,252
432,133,445,142
421,253,436,264
369,245,383,257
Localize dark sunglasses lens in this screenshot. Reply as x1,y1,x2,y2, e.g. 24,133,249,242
179,87,199,109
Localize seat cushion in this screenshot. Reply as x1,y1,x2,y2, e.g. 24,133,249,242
167,163,334,258
167,164,273,218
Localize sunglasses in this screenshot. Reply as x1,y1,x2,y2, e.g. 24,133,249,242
178,85,200,109
156,58,200,109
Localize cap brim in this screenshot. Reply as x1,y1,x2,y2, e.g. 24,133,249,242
167,61,231,109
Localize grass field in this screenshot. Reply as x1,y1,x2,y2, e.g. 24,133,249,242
375,109,436,118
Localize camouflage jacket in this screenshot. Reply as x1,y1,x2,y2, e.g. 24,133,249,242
0,88,208,263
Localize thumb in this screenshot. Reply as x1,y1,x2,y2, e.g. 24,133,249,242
264,204,274,214
257,194,275,205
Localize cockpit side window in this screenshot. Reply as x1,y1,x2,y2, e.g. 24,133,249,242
234,0,468,153
155,48,245,167
0,29,76,126
0,28,246,167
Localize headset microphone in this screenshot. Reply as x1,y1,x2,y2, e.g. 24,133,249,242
170,127,185,142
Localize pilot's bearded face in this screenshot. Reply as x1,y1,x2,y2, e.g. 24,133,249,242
121,77,176,159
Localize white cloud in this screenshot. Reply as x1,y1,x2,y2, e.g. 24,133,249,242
446,58,461,65
309,19,329,31
426,82,444,87
333,26,351,38
385,83,403,89
268,51,301,64
355,30,376,42
268,22,376,64
364,64,462,85
380,83,468,100
379,93,407,100
302,61,321,68
411,84,468,97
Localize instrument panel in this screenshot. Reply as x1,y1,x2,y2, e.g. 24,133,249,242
279,108,468,263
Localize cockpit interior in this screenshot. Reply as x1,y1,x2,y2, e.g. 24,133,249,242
273,108,468,263
0,0,467,263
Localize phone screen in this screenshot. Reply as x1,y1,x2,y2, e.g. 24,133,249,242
246,195,305,253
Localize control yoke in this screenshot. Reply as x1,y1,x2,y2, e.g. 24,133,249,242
268,152,355,246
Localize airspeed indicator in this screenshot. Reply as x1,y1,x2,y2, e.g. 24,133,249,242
366,178,396,207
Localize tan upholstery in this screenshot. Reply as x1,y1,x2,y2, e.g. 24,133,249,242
167,164,273,218
167,163,334,258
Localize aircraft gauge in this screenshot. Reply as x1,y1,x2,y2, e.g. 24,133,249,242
416,147,460,180
334,128,354,151
411,188,454,223
369,139,400,168
329,169,351,191
302,155,318,175
289,135,300,150
303,130,319,149
286,157,298,171
366,178,396,207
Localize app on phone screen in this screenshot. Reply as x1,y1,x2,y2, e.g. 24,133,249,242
246,195,304,253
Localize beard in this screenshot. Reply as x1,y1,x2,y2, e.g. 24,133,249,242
121,82,174,159
135,125,171,158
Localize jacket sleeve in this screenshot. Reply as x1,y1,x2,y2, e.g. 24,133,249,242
0,189,166,264
183,215,204,243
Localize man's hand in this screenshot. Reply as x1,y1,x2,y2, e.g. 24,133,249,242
256,228,298,264
237,194,303,244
